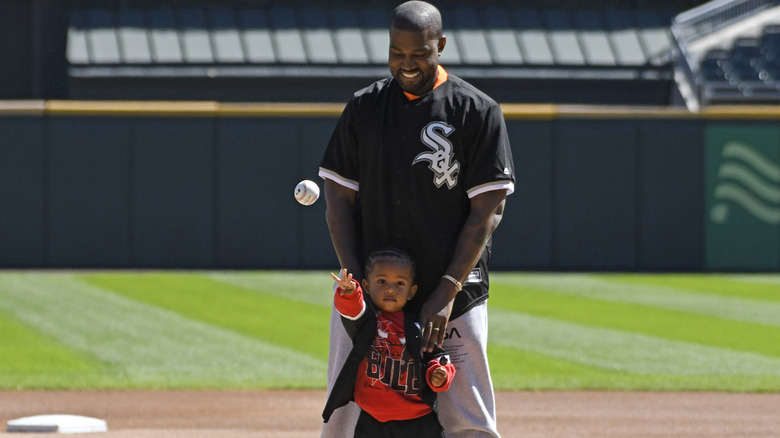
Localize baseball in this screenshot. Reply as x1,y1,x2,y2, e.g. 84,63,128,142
294,180,320,205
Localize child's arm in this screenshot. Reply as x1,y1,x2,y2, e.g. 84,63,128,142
425,354,456,392
330,268,365,319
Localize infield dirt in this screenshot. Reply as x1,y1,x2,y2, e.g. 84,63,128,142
1,390,779,437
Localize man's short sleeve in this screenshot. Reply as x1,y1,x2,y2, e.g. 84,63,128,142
319,99,360,191
463,101,515,198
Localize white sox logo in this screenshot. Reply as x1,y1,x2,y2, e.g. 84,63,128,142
413,122,459,189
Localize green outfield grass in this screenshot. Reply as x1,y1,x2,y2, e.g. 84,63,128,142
0,271,778,391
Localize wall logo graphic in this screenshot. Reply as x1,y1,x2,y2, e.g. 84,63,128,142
710,141,780,225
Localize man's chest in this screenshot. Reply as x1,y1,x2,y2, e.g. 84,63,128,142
357,102,471,191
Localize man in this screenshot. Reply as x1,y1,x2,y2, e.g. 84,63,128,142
318,1,515,437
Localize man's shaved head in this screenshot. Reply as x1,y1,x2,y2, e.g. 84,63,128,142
390,1,443,40
387,1,446,95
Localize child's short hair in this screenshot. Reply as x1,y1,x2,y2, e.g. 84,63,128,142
364,247,417,281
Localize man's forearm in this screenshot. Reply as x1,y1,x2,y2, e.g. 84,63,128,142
444,190,506,284
324,180,363,280
326,210,362,278
417,189,507,350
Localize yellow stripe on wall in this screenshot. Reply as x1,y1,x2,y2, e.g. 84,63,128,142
0,100,779,119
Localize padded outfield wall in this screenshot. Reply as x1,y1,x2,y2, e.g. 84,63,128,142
0,101,777,272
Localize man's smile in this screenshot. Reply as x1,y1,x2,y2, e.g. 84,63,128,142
400,70,421,79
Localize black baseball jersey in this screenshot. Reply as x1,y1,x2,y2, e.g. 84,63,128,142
319,72,515,320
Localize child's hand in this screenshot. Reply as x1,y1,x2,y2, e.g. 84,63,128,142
430,366,447,387
330,269,357,295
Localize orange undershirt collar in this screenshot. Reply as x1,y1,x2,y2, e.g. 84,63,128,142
403,65,448,101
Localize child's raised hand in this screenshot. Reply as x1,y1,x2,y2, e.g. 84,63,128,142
430,366,447,387
330,268,357,295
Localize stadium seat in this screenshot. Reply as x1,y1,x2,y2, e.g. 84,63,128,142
730,37,763,67
178,8,214,64
451,7,492,65
117,9,152,64
760,24,780,68
362,8,390,65
299,7,338,64
513,8,555,65
147,8,183,63
573,10,616,66
67,10,89,65
210,8,245,64
437,10,463,65
541,9,585,65
238,9,276,64
480,7,524,65
330,8,370,64
633,10,674,65
269,7,307,64
698,49,729,84
603,8,647,66
86,9,120,64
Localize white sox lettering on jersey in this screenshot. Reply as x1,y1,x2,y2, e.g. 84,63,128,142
413,121,459,189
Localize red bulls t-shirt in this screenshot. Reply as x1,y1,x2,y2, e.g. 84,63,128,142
335,289,432,422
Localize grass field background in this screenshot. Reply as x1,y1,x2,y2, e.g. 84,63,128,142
1,271,778,392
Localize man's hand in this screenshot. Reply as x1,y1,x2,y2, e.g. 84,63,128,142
420,281,457,352
330,269,357,295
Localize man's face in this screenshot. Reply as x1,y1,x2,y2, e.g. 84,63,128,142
388,26,444,96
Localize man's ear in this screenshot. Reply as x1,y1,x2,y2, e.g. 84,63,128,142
438,35,446,54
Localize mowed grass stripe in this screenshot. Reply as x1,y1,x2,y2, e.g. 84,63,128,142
488,343,622,390
488,344,780,391
488,281,780,357
79,272,331,360
729,275,780,286
0,308,111,389
0,273,326,388
207,271,333,307
493,273,780,327
489,309,780,376
596,274,780,302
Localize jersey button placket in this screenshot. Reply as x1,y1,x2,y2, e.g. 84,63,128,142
394,121,410,242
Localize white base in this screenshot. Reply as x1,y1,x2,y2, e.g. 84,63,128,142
7,414,107,434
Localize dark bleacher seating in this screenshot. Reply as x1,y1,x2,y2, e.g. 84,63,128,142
698,49,730,83
67,5,679,69
65,3,685,104
758,24,780,81
697,25,780,104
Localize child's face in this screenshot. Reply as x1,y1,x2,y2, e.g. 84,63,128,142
362,257,418,313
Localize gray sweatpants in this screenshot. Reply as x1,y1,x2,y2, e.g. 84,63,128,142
320,300,499,438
